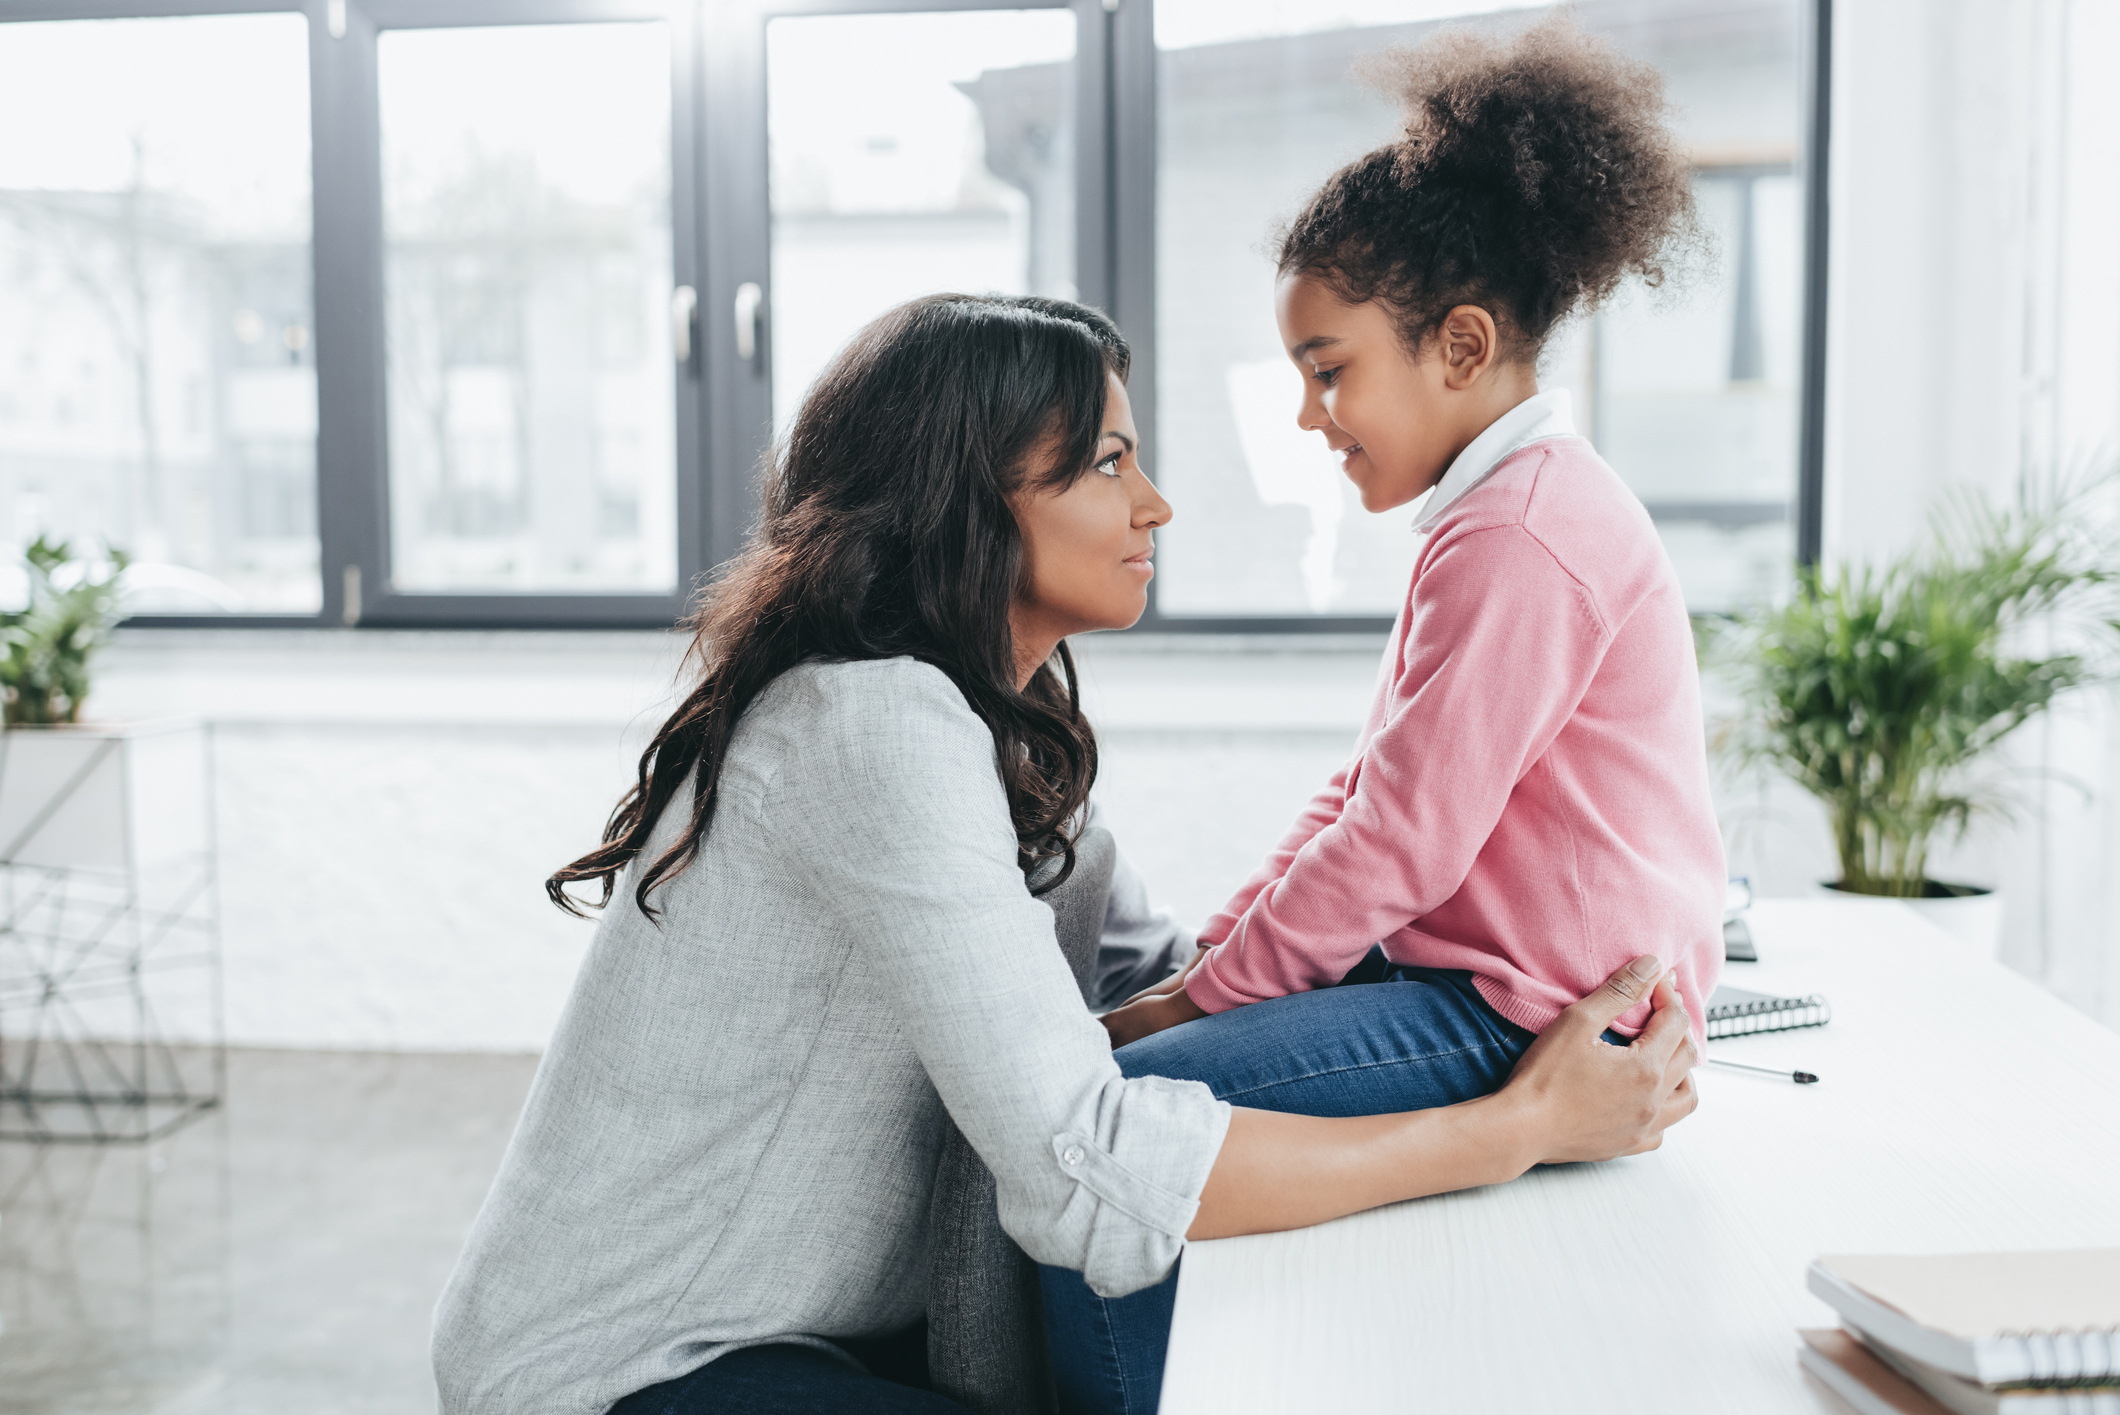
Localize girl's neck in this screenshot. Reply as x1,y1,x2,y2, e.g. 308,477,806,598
1442,366,1542,469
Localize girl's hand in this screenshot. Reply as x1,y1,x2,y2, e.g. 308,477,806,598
1114,943,1213,1010
1495,956,1699,1166
1099,987,1208,1049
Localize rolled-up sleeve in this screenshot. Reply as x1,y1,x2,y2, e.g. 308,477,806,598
780,661,1231,1297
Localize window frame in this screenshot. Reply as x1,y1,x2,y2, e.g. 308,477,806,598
0,0,1830,632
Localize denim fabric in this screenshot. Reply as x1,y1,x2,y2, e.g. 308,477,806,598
1039,958,1537,1415
606,1324,970,1415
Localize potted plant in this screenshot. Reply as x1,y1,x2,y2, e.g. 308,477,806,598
1710,481,2120,955
0,536,130,725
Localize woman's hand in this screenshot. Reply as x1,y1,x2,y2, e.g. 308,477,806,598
1186,953,1697,1241
1099,985,1208,1049
1492,954,1699,1165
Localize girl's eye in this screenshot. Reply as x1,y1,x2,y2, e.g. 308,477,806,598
1094,452,1123,478
1312,366,1340,387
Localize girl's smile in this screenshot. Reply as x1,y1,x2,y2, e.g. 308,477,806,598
1273,272,1537,514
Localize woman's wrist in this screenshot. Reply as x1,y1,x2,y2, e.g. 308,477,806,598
1457,1089,1543,1187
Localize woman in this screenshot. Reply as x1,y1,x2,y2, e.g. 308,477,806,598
430,294,1697,1415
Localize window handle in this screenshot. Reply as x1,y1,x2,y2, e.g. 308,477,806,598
671,284,698,366
733,281,764,365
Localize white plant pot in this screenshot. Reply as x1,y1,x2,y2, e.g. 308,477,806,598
1816,882,2005,959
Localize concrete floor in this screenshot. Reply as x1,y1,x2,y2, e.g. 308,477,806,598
0,1049,537,1415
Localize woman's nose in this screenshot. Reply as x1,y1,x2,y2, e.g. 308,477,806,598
1133,470,1172,528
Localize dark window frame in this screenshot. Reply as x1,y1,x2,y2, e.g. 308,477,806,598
0,0,1830,632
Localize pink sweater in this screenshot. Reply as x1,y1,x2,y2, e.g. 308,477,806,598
1184,436,1725,1042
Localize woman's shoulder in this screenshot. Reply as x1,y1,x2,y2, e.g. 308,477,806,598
750,656,995,781
765,655,981,728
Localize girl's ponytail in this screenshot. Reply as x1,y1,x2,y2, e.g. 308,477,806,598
1278,14,1703,362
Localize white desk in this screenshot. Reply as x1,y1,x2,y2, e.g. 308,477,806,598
1159,899,2120,1413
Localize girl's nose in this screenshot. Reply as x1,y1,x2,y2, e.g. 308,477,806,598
1296,386,1331,434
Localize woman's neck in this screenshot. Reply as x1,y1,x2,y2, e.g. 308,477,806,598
1009,608,1062,691
1013,636,1059,691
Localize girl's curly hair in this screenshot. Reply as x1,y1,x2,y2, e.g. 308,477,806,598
1278,13,1704,362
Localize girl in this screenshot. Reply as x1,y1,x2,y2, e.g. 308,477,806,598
1058,17,1725,1413
430,293,1695,1415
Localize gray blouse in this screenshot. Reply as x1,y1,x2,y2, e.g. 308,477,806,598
431,657,1232,1415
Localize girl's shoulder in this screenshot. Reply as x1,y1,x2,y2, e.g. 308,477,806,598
1425,439,1674,617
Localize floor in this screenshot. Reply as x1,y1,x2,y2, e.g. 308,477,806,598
0,1048,537,1415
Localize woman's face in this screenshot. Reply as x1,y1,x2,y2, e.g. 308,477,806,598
1010,373,1170,663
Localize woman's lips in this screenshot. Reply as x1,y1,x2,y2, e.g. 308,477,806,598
1123,550,1155,578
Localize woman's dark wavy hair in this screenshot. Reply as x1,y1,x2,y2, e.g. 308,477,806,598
548,293,1129,920
1278,13,1703,363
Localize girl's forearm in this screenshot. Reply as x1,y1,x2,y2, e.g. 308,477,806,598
1186,1094,1537,1241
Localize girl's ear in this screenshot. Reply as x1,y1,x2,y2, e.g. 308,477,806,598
1437,305,1500,389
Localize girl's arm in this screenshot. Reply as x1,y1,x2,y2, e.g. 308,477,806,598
1182,525,1609,1017
1191,958,1696,1239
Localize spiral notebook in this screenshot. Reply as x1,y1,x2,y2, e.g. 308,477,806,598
1807,1252,2120,1387
1706,985,1831,1038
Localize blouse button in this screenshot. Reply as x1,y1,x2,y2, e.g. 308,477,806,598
1061,1145,1085,1167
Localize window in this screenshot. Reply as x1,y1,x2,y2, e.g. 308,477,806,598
379,21,678,594
0,0,1824,629
766,9,1079,431
0,13,316,614
1146,0,1811,621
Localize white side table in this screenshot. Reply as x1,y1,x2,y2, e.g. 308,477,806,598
0,718,221,1143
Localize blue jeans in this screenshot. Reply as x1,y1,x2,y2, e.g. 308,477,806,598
1039,958,1536,1415
607,1323,969,1415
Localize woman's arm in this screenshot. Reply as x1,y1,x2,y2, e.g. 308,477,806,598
1188,955,1694,1239
784,662,1233,1297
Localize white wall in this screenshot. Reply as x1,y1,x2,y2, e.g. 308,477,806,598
90,632,681,1051
1803,0,2120,1023
87,630,1386,1052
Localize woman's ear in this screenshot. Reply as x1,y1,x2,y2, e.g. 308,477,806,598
1437,305,1500,389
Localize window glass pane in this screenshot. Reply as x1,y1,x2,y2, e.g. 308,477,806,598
380,22,676,594
0,14,316,614
768,10,1077,431
1153,0,1804,617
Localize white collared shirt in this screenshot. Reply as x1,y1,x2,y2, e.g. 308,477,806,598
1412,387,1577,533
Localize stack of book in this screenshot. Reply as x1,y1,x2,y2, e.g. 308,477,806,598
1799,1251,2120,1414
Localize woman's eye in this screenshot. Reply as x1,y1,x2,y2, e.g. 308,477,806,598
1095,453,1123,478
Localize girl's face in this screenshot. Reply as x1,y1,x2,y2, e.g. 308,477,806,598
1273,272,1524,513
1011,374,1169,665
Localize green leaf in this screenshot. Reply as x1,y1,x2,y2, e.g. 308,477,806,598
1710,471,2120,892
